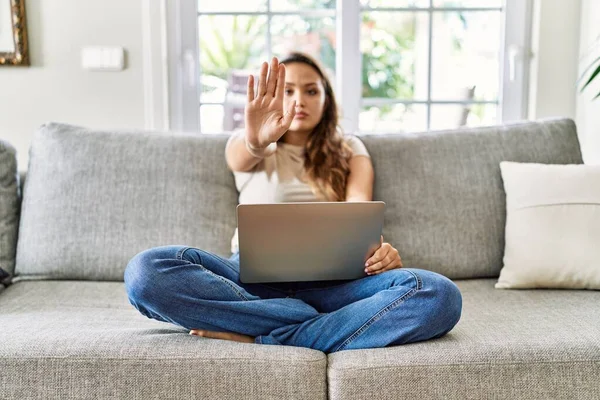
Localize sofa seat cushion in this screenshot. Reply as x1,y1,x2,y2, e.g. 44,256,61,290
0,281,326,400
328,279,600,400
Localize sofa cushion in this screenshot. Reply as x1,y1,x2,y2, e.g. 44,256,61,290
0,139,20,283
14,122,239,281
361,118,583,279
0,281,327,399
328,279,600,400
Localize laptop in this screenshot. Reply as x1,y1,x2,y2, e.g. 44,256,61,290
237,201,385,283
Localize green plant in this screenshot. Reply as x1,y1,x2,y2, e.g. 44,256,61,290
361,13,415,101
200,15,264,80
579,34,600,100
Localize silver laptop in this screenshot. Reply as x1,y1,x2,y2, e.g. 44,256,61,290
237,201,385,283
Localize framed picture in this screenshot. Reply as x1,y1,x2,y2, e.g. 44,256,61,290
0,0,29,66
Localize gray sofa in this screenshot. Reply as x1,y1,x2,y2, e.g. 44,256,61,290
0,119,598,399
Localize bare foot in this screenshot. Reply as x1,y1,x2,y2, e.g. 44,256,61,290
189,329,255,344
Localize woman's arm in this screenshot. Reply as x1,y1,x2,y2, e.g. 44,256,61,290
345,156,374,202
225,131,276,172
345,156,403,274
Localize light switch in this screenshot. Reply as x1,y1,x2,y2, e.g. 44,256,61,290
81,46,125,71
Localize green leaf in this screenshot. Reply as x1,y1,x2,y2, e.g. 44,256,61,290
577,56,600,85
203,45,221,71
581,63,600,92
244,15,256,35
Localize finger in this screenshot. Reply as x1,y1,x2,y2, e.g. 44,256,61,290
370,260,398,275
379,257,403,273
365,249,385,268
366,260,383,274
274,64,286,100
369,254,394,273
389,248,402,268
247,75,255,102
281,99,296,129
257,62,268,96
381,235,384,245
365,244,389,267
266,57,279,97
365,257,387,274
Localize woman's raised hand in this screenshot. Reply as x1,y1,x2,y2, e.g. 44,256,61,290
244,57,296,150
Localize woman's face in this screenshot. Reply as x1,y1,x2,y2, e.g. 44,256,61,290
283,62,327,135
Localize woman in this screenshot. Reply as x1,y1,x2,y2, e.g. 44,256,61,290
124,53,462,353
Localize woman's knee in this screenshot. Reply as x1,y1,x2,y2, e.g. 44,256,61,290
416,269,463,333
124,245,185,308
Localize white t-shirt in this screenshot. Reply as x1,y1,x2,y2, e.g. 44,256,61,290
227,133,371,254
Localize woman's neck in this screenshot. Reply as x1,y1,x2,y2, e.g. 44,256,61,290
281,131,310,146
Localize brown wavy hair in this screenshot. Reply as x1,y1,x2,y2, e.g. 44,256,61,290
279,52,352,201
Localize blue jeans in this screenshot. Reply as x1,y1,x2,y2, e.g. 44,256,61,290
124,245,462,353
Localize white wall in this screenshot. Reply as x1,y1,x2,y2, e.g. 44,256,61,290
527,0,600,164
0,0,146,172
576,0,600,164
527,0,580,120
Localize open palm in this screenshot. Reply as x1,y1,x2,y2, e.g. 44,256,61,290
245,57,296,150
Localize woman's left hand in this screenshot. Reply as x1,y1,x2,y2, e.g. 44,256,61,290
364,235,403,275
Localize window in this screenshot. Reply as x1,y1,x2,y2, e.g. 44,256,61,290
360,0,503,132
197,0,336,133
167,0,532,133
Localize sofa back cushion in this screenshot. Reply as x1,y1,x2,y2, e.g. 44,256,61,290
0,139,20,283
14,123,238,281
361,118,582,279
14,119,583,281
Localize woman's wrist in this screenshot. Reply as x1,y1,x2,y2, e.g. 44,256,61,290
245,137,277,158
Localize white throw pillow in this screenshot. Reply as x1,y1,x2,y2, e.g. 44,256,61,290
496,161,600,290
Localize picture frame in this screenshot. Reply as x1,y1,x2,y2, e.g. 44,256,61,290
0,0,29,66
